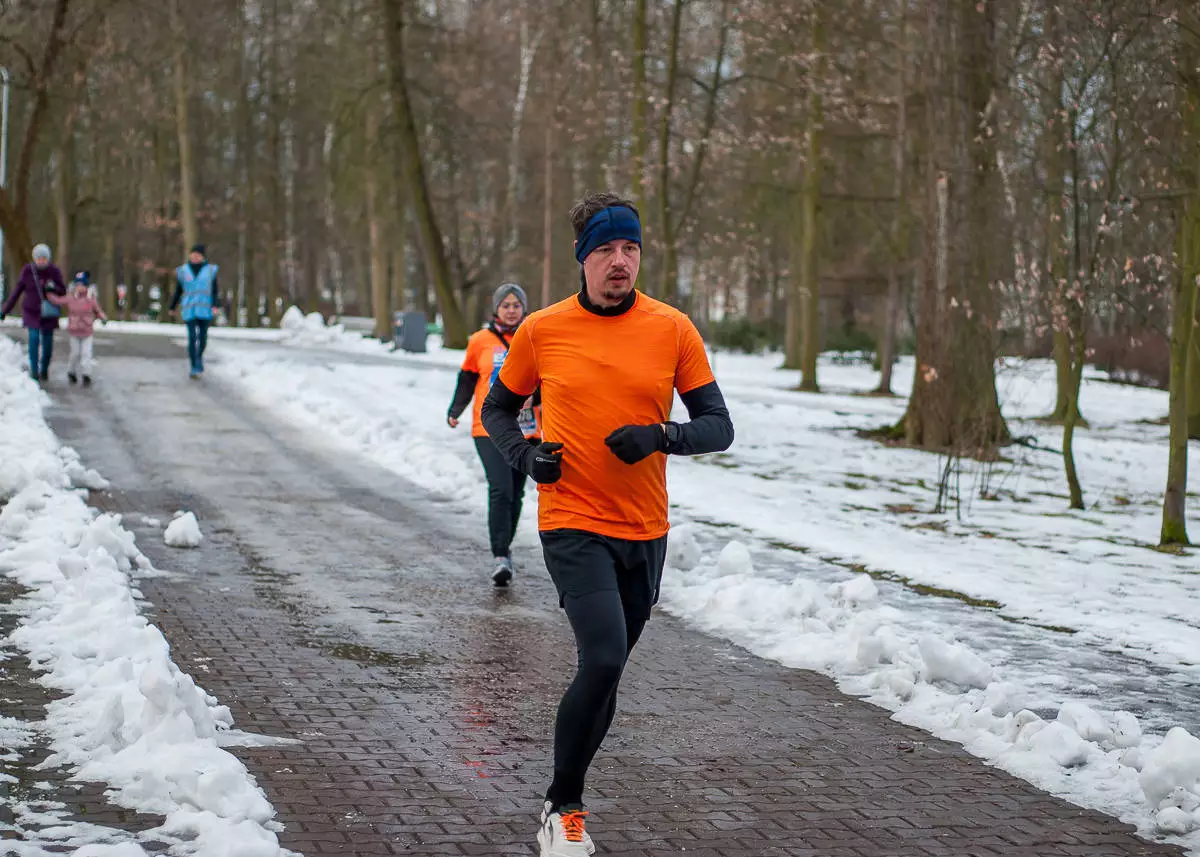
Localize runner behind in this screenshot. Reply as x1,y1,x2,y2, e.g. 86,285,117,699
447,283,541,586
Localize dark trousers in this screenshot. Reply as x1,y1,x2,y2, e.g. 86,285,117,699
473,436,527,558
540,529,668,809
186,319,210,372
28,327,54,376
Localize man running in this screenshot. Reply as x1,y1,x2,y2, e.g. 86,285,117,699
481,192,734,856
169,244,219,377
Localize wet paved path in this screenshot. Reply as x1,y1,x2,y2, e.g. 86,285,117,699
8,332,1184,855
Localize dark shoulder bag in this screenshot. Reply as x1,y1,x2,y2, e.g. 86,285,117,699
35,268,62,319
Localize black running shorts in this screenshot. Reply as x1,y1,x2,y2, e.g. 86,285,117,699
539,528,669,620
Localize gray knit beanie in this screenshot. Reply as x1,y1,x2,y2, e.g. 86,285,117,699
492,283,528,314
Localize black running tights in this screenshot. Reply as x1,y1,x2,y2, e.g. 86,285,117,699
545,588,647,809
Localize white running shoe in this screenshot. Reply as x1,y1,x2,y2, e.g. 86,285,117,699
492,556,515,587
538,801,594,856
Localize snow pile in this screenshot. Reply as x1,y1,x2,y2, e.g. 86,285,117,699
62,445,111,492
1140,729,1200,835
0,336,291,855
660,534,1200,846
164,511,203,548
279,306,348,347
279,306,306,334
918,636,995,690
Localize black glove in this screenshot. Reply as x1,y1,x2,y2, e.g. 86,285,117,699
604,424,667,465
525,441,564,484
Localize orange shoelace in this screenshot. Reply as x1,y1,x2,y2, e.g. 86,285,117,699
560,810,589,842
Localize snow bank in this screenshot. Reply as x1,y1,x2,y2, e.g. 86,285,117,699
164,511,203,548
660,533,1200,847
279,306,349,347
215,354,477,503
0,336,291,855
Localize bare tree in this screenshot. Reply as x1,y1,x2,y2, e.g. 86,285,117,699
379,0,467,347
1162,3,1200,546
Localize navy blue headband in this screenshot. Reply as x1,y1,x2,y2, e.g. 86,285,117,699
574,206,642,263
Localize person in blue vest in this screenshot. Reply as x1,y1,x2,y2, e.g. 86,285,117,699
169,244,220,378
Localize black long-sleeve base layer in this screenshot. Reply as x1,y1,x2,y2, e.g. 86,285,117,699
447,370,480,421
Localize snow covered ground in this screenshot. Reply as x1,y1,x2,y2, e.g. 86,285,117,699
0,336,294,856
209,311,1200,852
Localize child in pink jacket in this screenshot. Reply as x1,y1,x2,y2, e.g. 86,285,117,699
50,272,108,385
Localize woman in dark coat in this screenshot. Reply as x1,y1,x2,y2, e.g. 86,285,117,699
1,243,67,382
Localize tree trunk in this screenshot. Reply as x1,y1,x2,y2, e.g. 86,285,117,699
1043,6,1072,423
0,0,70,269
900,0,1008,452
243,148,260,327
542,121,554,310
656,0,685,305
797,10,824,392
1059,105,1087,510
1062,321,1086,509
1188,307,1200,439
264,0,284,326
0,194,33,271
53,138,72,276
101,232,116,318
392,242,407,315
1162,206,1196,544
366,110,390,340
783,182,804,369
1163,13,1199,544
169,0,199,255
586,0,607,191
237,0,257,327
631,0,648,221
876,2,908,395
504,20,542,270
379,0,467,347
154,126,174,325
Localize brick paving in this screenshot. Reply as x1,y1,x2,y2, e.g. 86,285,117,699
7,332,1185,856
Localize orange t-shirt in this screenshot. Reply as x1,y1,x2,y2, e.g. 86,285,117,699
462,328,539,438
497,291,715,540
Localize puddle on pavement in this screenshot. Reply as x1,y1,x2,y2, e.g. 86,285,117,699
318,641,445,670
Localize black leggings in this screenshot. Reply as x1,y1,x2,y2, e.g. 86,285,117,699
473,437,526,558
548,589,646,808
541,530,667,809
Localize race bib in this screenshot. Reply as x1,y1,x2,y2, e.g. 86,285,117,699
490,343,537,436
518,403,537,436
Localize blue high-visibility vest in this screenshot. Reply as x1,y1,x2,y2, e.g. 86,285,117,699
176,263,218,322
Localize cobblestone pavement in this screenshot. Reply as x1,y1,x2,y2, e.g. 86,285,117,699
9,332,1182,856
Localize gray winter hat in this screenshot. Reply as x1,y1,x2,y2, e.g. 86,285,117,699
492,283,528,314
32,243,51,261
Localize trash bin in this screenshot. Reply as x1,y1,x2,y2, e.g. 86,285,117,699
394,310,428,353
392,311,404,348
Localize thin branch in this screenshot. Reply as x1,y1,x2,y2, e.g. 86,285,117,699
677,0,728,234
